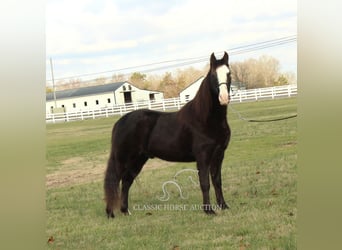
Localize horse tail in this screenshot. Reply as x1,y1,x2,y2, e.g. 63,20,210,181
104,140,121,218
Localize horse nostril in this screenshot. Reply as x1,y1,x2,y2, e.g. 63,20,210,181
219,94,229,105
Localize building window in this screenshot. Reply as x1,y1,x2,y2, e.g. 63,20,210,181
124,92,132,103
96,100,99,105
73,103,76,108
84,101,87,107
149,93,155,101
61,104,65,108
128,85,132,90
107,98,111,103
123,86,126,91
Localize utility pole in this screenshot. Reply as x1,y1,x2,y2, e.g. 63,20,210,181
49,57,57,109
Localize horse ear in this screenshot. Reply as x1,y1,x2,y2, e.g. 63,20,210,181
223,51,229,64
210,53,216,68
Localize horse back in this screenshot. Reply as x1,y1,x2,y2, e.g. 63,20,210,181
111,109,195,162
111,109,162,160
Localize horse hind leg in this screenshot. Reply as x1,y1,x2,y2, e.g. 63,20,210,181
120,154,148,215
104,153,123,218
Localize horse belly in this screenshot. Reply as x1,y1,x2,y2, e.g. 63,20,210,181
147,120,195,162
148,141,195,162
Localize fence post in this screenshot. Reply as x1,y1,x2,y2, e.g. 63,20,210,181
288,85,291,97
66,112,69,122
162,99,165,111
52,113,55,123
271,87,275,99
255,89,258,101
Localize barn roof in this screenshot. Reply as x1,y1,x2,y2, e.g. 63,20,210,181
46,82,125,101
179,76,205,93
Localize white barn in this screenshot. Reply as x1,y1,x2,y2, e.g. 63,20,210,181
46,81,164,114
179,76,204,103
179,76,244,103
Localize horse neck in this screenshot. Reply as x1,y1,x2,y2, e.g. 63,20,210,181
183,76,227,123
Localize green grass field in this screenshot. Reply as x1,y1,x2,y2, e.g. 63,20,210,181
46,97,297,249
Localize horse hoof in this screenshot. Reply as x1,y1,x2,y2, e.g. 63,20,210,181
120,208,132,216
107,212,115,218
220,203,230,210
122,211,131,216
204,209,216,215
106,208,115,218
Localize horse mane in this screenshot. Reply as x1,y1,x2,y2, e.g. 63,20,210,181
177,52,230,124
178,73,213,124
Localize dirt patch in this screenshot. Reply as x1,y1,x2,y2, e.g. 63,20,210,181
61,157,84,166
46,156,175,189
46,166,104,189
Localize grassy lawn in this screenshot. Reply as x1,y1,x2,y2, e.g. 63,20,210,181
46,97,297,249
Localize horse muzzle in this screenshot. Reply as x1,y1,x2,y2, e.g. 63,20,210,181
219,95,230,105
218,84,230,105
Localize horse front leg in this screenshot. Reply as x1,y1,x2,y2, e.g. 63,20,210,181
210,148,229,210
197,154,216,215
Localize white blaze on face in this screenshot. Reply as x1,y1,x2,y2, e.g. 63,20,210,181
216,65,230,105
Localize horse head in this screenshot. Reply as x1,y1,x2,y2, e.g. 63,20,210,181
209,52,231,106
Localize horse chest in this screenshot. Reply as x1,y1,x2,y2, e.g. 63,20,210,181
200,118,230,144
195,126,230,148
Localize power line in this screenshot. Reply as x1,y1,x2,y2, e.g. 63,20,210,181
46,35,296,82
129,37,297,75
47,36,296,81
143,38,297,73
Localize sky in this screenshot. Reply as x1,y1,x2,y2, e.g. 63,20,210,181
46,0,297,85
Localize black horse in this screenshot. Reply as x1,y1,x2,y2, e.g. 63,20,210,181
104,52,232,218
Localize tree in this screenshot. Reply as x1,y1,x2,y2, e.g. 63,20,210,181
159,72,178,98
230,62,249,87
146,74,162,90
130,72,146,86
46,86,53,93
230,55,282,89
67,78,82,89
112,73,126,82
175,67,202,90
95,77,106,85
258,55,280,87
283,71,296,84
275,74,289,86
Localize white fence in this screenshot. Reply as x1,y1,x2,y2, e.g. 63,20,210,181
46,84,297,123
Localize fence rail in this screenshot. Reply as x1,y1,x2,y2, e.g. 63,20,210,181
46,84,297,123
